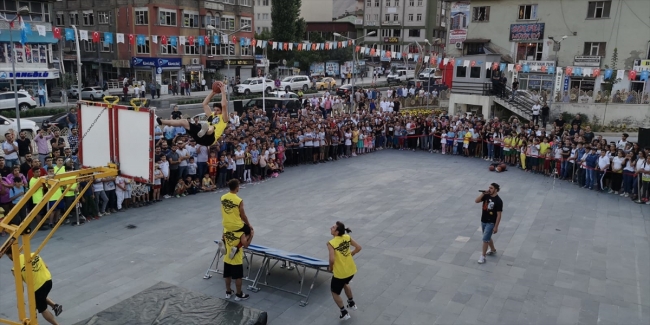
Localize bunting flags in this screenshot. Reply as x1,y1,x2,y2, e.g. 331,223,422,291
53,27,61,39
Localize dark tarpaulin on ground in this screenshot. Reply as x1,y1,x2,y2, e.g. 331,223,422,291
72,282,267,325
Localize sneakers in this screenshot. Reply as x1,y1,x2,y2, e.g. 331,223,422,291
347,299,357,310
478,255,486,264
229,246,239,260
339,309,351,320
235,292,249,301
486,249,496,256
156,117,163,126
197,121,210,137
217,240,226,255
53,304,63,316
225,291,232,299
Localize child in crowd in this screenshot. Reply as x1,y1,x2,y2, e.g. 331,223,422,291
153,163,163,202
202,173,216,192
259,151,268,180
175,179,187,197
159,155,170,198
217,155,228,189
357,131,365,155
188,157,198,180
227,154,236,181
519,141,527,170
243,146,252,183
446,128,455,155
440,129,447,155
208,151,218,184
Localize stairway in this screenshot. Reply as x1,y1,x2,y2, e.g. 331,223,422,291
493,96,532,121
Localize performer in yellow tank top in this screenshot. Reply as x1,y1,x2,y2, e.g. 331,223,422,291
327,221,362,321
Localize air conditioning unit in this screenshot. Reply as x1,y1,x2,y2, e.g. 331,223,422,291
455,42,463,49
191,58,200,64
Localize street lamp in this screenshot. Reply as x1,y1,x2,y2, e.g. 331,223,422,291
212,24,250,101
3,6,30,134
548,35,568,65
333,31,376,110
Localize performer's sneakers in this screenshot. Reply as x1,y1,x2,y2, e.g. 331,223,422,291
217,240,226,255
225,291,232,299
235,293,250,301
53,304,63,316
229,246,239,260
197,121,210,137
347,299,357,310
339,309,351,320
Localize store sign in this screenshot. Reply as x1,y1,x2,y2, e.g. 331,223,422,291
224,59,254,66
563,76,569,91
573,56,601,67
509,23,545,41
518,60,555,68
112,60,130,68
384,37,399,43
185,64,204,71
131,57,181,68
0,71,58,79
206,60,225,69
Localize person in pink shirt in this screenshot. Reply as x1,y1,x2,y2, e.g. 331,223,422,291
34,129,53,165
324,97,332,118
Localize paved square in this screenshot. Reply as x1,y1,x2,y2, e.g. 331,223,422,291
1,150,649,325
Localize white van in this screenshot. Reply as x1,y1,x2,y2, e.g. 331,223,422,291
386,70,415,84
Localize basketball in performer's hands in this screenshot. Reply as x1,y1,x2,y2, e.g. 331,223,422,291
212,81,222,94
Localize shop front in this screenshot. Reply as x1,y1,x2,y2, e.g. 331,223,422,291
131,57,182,85
510,23,546,62
206,60,225,81
569,55,601,101
222,58,254,82
0,69,60,101
517,60,555,101
184,64,204,90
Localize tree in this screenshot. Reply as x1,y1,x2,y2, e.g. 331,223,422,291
602,47,621,94
271,0,302,42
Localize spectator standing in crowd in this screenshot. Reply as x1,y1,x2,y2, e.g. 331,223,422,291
541,102,550,127
49,131,65,157
16,131,32,164
38,86,46,107
531,101,541,125
475,183,503,264
66,107,77,130
2,132,19,168
35,129,53,165
67,128,79,154
510,78,519,102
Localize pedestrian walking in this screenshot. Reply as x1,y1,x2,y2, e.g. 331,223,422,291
475,183,503,264
37,86,46,107
327,221,361,320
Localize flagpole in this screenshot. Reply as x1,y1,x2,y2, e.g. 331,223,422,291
10,20,21,133
71,25,82,100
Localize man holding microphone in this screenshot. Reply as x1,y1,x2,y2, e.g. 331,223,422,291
475,183,503,264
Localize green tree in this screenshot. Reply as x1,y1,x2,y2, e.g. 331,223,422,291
271,0,302,42
602,47,621,94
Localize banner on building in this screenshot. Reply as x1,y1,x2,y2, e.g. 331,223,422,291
449,2,470,44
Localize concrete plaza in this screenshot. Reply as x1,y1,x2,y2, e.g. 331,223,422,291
0,150,648,325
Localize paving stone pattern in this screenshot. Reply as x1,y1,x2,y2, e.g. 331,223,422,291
0,150,648,325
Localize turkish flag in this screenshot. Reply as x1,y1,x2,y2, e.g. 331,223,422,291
128,34,135,44
203,35,210,45
283,43,288,50
386,51,391,58
470,60,476,67
297,43,302,51
161,35,167,44
188,36,194,45
540,65,547,73
593,68,600,77
565,66,573,76
232,36,237,44
629,70,637,80
355,46,360,53
53,27,61,39
92,31,100,43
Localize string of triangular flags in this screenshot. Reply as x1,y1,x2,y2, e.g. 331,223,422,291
50,27,356,51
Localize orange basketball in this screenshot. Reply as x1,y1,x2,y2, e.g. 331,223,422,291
489,165,495,171
498,163,507,171
212,81,222,94
495,166,502,172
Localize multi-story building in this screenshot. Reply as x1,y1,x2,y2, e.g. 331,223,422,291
253,0,357,35
53,0,254,86
360,0,447,65
447,0,650,127
0,0,59,98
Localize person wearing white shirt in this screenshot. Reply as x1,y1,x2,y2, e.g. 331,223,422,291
610,150,625,194
616,133,629,150
597,150,610,191
2,132,19,167
386,89,393,98
201,78,206,91
531,101,541,125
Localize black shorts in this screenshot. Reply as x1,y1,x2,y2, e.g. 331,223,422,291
330,274,354,295
35,280,52,313
236,223,251,236
223,262,244,280
186,123,215,147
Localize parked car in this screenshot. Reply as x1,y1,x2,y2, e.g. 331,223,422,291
41,111,69,131
235,77,275,95
315,77,337,90
0,91,37,111
387,69,415,84
67,85,80,99
267,90,299,99
335,84,361,96
279,75,311,92
0,115,39,141
242,98,302,118
80,87,104,101
418,68,442,79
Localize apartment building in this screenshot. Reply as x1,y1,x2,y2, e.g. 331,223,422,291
253,0,357,34
53,0,255,84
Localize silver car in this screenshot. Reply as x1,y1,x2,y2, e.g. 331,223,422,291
80,87,104,101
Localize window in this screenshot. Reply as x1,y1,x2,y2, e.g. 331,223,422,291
374,14,379,20
69,12,78,25
516,42,543,61
220,43,235,56
367,0,372,7
241,18,252,31
466,43,486,55
366,14,371,21
239,0,252,6
587,1,611,18
241,45,252,56
84,40,96,53
394,0,399,6
135,9,148,25
518,4,537,20
223,0,235,3
456,66,467,78
409,0,414,6
416,14,422,21
159,9,176,26
2,1,50,22
137,40,150,54
55,12,64,26
393,14,398,21
221,17,235,30
417,0,422,6
262,13,269,20
82,11,94,26
206,44,219,56
204,14,219,28
101,41,113,53
184,42,197,55
583,42,606,56
263,0,269,5
98,11,111,24
183,12,199,28
385,14,390,21
393,29,401,37
472,6,490,22
386,0,390,6
408,14,413,21
470,67,481,78
160,44,178,55
375,0,379,7
408,29,420,37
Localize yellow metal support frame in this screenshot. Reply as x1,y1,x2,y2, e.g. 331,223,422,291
0,165,118,325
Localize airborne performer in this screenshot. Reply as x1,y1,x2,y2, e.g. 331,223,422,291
156,81,229,147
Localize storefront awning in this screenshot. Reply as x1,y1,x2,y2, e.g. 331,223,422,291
0,30,58,44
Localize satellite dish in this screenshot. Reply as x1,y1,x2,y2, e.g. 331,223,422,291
282,59,287,66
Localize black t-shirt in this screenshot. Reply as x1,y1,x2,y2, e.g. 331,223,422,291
171,110,182,120
512,81,519,90
481,194,503,224
0,166,11,177
584,132,595,144
571,119,582,129
561,145,571,158
554,119,565,129
541,105,550,116
16,138,31,156
393,101,401,112
50,137,65,156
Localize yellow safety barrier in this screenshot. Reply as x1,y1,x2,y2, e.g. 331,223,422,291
130,98,148,112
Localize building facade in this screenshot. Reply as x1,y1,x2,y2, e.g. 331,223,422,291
253,0,357,35
360,0,447,63
53,0,255,86
0,0,59,98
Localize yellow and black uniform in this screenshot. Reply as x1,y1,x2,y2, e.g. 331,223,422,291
222,230,245,279
12,253,53,313
186,113,228,147
221,192,250,235
208,114,228,143
329,234,357,295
